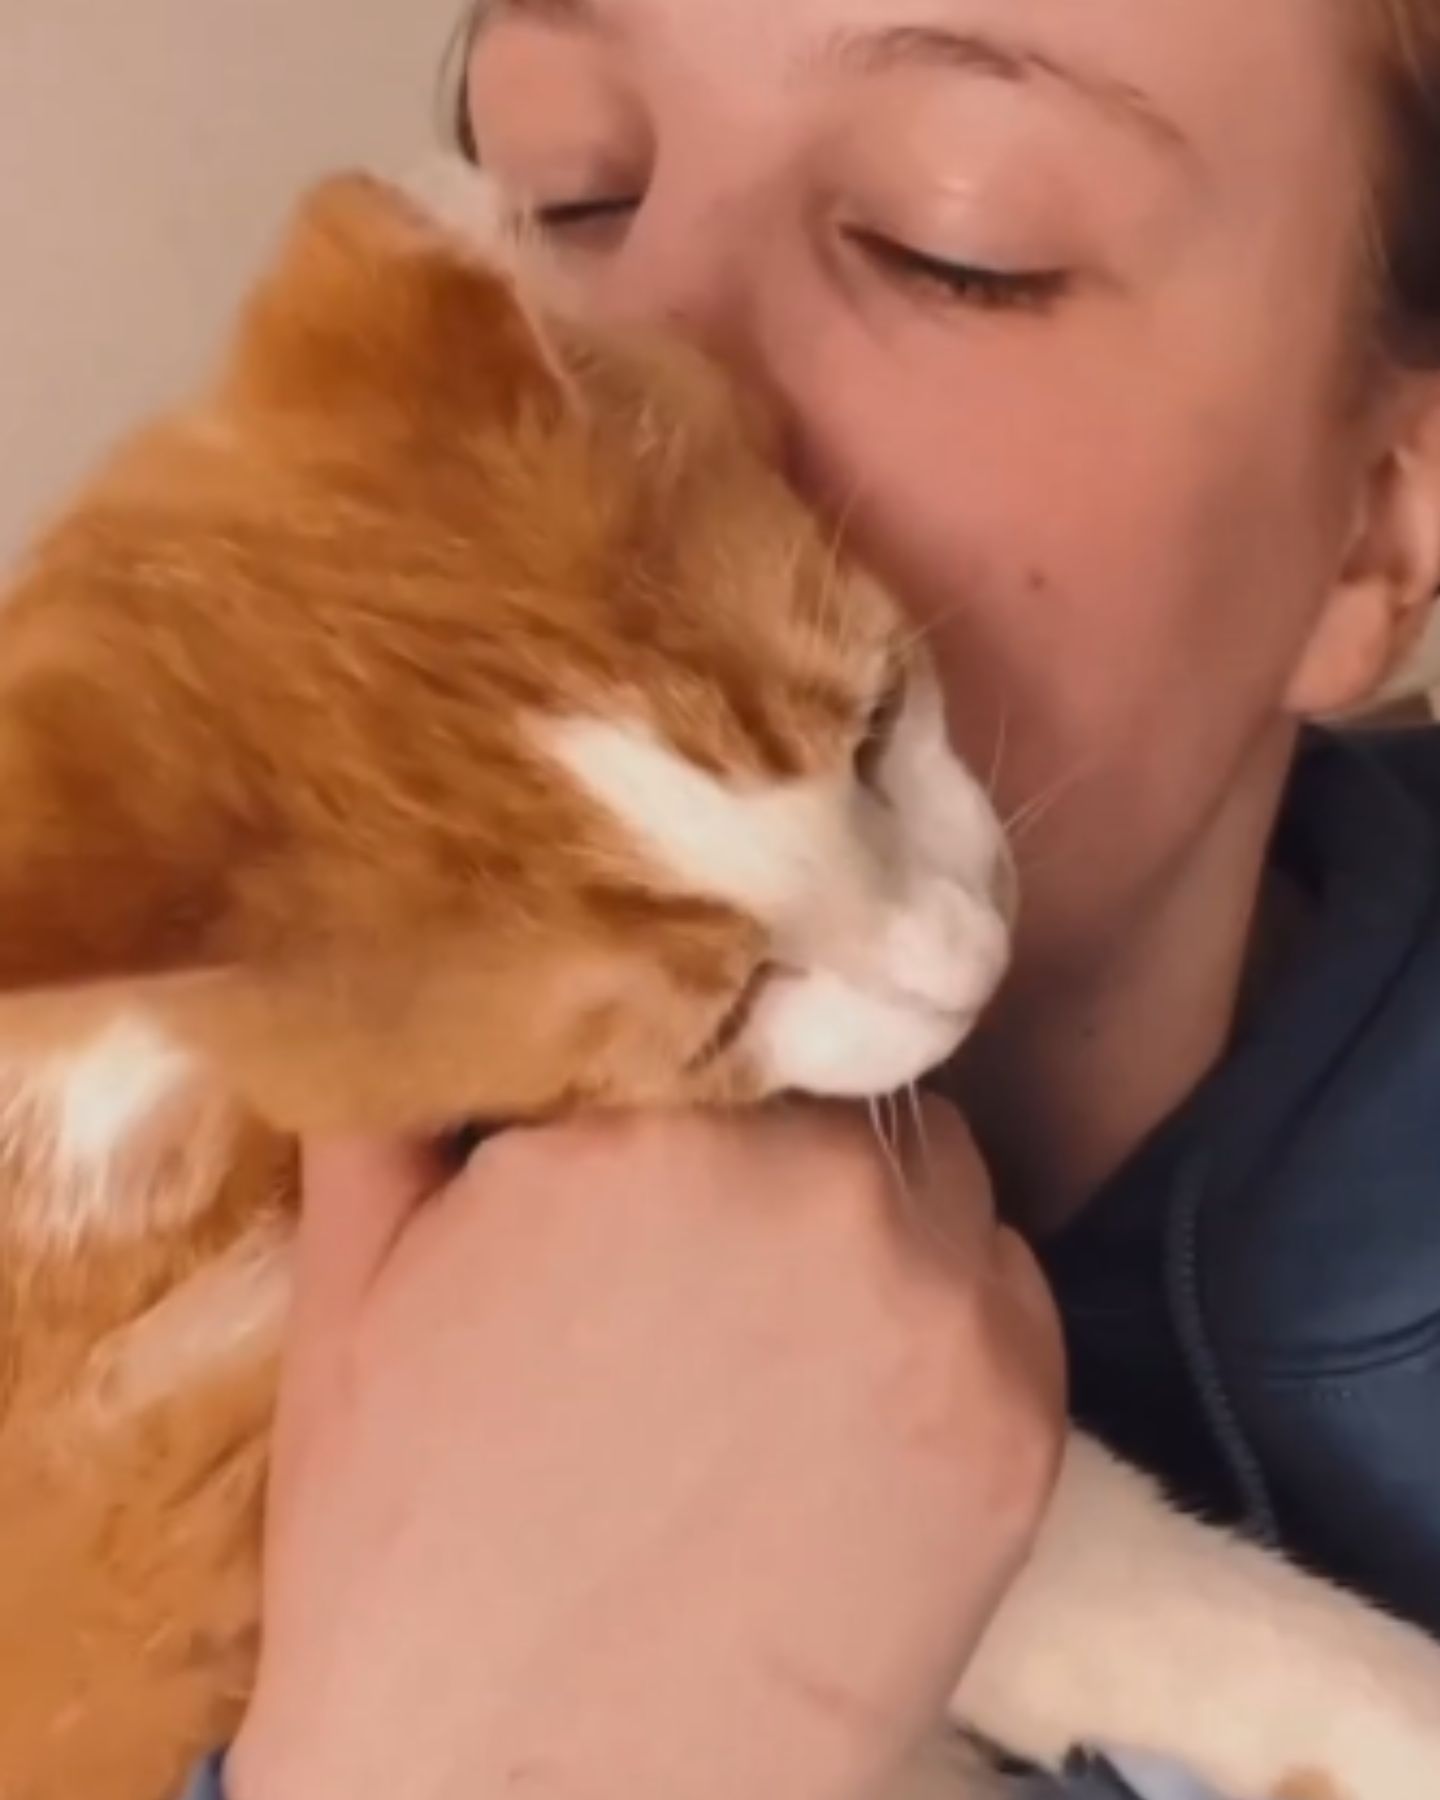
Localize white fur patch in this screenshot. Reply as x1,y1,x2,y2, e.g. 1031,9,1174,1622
395,154,582,405
397,154,515,262
533,704,1013,1098
747,970,972,1099
533,712,848,923
1,1015,206,1248
956,1435,1440,1799
51,1017,193,1175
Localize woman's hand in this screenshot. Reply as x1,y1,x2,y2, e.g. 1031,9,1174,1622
230,1099,1064,1800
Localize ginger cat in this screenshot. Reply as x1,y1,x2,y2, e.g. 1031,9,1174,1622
0,167,1436,1800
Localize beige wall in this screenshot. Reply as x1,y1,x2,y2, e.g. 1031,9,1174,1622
0,0,465,563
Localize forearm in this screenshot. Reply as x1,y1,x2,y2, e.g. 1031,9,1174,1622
193,1744,1241,1800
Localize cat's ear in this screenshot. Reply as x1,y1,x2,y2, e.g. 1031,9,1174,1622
219,168,571,429
0,693,250,996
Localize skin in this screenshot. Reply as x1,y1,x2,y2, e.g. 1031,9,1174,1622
466,0,1440,1223
234,1,1440,1792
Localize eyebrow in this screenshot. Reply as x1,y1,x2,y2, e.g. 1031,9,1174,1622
477,4,1194,171
480,0,599,26
817,24,1195,165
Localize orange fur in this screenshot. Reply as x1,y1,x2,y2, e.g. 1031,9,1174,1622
5,171,1438,1800
0,173,903,1798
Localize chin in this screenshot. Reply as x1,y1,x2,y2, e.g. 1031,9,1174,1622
744,969,979,1100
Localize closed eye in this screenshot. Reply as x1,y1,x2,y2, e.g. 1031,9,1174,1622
528,206,1068,318
531,196,640,240
843,227,1071,313
854,676,907,788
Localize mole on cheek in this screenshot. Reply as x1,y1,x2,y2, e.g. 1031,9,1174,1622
1272,1771,1347,1800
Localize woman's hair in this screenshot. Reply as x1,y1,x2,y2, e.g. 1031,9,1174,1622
443,2,1440,367
1365,2,1440,365
442,3,484,163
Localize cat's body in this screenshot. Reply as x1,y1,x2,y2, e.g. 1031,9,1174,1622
0,168,1436,1800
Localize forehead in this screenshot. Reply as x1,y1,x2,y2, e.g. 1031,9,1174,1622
477,0,1361,183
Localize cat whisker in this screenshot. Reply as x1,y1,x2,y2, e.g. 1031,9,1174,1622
866,1095,910,1206
1003,764,1092,851
890,599,970,663
986,700,1012,805
904,1081,931,1186
870,1086,973,1261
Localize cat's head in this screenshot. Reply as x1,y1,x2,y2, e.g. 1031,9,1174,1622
0,170,1011,1133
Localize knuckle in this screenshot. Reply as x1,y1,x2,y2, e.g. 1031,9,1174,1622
964,1322,1068,1520
465,1117,602,1195
868,1267,1065,1489
984,1395,1068,1549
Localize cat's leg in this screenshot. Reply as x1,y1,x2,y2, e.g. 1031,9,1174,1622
953,1432,1440,1800
884,1733,1017,1800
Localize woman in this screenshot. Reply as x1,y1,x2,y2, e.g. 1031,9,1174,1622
217,0,1440,1795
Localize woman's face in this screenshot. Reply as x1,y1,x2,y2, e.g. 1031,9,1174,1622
466,0,1384,988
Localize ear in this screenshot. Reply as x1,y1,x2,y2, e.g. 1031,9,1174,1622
1286,382,1440,718
0,689,248,996
220,167,571,429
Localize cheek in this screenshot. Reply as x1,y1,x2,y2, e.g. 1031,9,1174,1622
773,312,1351,966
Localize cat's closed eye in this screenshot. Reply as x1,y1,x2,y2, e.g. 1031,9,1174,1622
854,675,907,789
686,962,778,1075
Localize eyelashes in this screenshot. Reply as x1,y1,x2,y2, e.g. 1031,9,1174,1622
839,226,1070,314
532,196,638,231
528,200,1071,315
530,196,639,249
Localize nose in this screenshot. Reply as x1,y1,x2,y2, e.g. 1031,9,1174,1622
583,178,794,421
578,173,847,508
588,170,745,326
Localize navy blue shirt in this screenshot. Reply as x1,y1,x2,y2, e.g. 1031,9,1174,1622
1046,726,1440,1634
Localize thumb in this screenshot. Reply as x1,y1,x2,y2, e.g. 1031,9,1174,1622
293,1133,451,1334
269,1135,451,1514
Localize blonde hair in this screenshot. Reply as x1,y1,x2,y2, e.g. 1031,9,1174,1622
1352,3,1440,703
